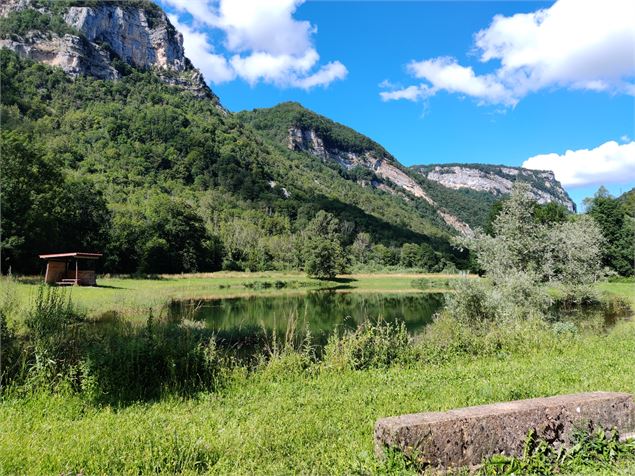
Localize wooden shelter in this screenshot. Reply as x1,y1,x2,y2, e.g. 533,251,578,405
39,252,103,286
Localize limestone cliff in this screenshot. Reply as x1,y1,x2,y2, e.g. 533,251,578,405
414,164,576,212
0,0,219,103
287,126,474,235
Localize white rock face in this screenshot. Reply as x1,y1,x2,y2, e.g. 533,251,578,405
288,126,434,204
63,5,186,73
420,165,575,212
0,0,217,101
0,32,118,79
288,126,474,235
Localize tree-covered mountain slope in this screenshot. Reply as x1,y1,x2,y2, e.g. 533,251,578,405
1,0,574,275
618,188,635,218
237,102,475,235
0,0,466,275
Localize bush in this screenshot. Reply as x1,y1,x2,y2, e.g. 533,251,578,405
322,320,411,370
444,274,551,325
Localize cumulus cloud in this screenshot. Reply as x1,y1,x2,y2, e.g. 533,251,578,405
522,140,635,187
382,0,635,105
163,0,347,89
169,15,234,84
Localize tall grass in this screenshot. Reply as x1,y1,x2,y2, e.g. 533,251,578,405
1,283,633,473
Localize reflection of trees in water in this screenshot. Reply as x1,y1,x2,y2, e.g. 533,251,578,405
187,293,445,339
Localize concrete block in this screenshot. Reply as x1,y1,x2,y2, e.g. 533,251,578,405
375,392,635,470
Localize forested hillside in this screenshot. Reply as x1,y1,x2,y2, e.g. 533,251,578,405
0,0,590,277
1,49,466,275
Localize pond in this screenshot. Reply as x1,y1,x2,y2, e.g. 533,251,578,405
171,291,445,342
169,291,631,352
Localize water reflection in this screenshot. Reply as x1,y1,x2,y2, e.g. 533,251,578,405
172,291,445,340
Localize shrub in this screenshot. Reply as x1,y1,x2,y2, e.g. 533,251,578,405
444,274,551,325
24,286,86,361
322,320,410,370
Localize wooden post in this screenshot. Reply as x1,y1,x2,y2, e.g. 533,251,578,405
75,259,78,286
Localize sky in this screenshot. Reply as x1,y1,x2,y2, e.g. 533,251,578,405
157,0,635,210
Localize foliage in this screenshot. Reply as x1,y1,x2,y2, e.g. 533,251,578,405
1,49,466,275
482,428,635,475
585,186,634,276
0,9,78,38
303,211,347,278
304,238,344,279
618,187,635,218
0,131,111,273
322,320,410,370
449,184,604,327
237,101,395,160
460,183,603,287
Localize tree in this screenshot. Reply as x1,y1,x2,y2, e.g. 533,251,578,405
303,211,347,278
107,193,221,274
585,187,634,276
371,244,398,267
399,243,420,268
305,238,343,279
1,131,110,273
419,243,440,272
351,232,372,264
459,183,603,286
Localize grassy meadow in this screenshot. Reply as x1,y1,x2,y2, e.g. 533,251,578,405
0,274,633,475
6,272,470,324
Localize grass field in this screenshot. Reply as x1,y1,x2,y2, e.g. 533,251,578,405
5,272,473,323
1,319,634,474
1,274,633,474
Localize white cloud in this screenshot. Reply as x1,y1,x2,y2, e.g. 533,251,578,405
292,61,348,89
406,57,515,105
522,140,635,187
169,15,234,84
380,85,428,102
383,0,635,105
163,0,346,89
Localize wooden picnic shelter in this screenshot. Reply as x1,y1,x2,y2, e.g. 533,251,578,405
39,252,103,286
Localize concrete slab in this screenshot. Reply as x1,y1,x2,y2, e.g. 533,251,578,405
375,392,635,470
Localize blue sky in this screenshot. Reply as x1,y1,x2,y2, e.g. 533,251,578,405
159,0,635,210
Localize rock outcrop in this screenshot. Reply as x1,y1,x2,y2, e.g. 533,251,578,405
0,0,218,102
288,126,473,235
415,164,575,212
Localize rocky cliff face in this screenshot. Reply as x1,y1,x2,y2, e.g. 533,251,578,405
0,0,218,102
288,126,474,235
414,164,576,212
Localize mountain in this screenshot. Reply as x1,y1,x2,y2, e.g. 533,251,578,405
237,102,477,235
0,0,574,275
236,103,575,232
0,0,218,103
413,164,575,212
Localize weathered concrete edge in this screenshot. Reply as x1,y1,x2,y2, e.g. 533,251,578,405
374,392,635,468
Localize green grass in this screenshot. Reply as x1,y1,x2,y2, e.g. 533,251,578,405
598,282,635,306
6,272,472,323
1,275,632,474
1,319,634,475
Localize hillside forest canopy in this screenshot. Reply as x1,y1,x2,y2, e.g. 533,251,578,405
0,49,633,278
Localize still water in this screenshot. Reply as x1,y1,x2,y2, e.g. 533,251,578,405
173,291,445,339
